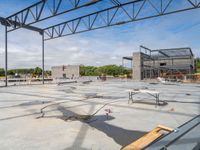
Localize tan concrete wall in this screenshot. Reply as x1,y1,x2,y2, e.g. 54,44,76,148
52,65,80,79
132,52,143,80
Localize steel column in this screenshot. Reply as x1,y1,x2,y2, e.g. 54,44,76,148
42,32,45,84
5,26,8,87
122,58,124,67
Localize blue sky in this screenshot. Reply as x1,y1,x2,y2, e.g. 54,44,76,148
0,0,200,69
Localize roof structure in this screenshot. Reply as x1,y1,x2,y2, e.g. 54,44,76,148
140,46,194,60
152,48,193,58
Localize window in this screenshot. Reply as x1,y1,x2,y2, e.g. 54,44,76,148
160,63,166,66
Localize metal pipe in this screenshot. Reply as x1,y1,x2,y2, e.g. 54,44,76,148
5,26,8,87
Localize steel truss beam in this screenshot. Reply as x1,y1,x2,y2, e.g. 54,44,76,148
0,17,43,33
43,0,200,40
5,0,108,32
158,51,170,57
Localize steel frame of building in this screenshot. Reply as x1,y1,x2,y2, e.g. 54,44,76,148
139,45,194,80
122,56,133,69
0,0,200,86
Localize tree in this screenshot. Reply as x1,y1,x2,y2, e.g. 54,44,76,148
195,58,200,73
80,66,99,76
33,67,43,77
45,70,51,76
80,65,131,77
8,70,15,76
0,68,5,76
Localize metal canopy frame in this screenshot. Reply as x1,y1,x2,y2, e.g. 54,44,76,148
1,0,200,86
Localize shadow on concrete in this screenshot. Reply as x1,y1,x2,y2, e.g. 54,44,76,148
0,100,51,109
0,103,89,121
166,100,200,105
0,99,197,122
0,90,63,100
56,106,147,148
0,89,198,122
87,115,147,147
84,93,126,99
2,82,55,87
59,105,96,150
0,112,40,121
130,100,168,106
57,106,92,121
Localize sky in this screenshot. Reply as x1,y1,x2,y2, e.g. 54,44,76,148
0,0,200,69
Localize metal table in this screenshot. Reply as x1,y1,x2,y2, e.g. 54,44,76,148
128,89,160,106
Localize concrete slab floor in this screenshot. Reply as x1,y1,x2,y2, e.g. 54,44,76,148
0,80,199,150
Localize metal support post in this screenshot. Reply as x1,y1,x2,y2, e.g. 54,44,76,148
122,58,124,67
131,60,133,69
150,67,152,79
5,26,8,87
42,32,45,84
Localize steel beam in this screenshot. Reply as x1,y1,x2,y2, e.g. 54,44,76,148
140,45,153,54
0,17,43,33
42,32,45,84
152,47,193,57
158,51,170,57
5,0,105,32
122,57,133,61
43,0,200,41
146,115,200,150
152,47,192,52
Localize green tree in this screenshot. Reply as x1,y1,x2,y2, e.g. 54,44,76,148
33,67,43,76
8,70,15,75
80,66,99,76
195,58,200,73
45,70,51,76
80,65,131,77
0,68,5,76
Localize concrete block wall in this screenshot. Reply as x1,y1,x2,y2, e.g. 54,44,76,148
52,65,80,79
132,52,143,80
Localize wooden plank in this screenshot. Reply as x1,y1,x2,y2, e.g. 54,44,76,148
122,125,173,150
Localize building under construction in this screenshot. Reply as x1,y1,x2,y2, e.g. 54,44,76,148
123,46,195,80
